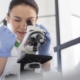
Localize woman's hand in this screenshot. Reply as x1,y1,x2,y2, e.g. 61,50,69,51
0,25,17,57
0,25,17,76
36,24,51,56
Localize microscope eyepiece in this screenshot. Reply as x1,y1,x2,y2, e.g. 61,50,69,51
27,20,33,25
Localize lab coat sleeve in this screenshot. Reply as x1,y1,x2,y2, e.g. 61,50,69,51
3,57,18,76
2,47,19,76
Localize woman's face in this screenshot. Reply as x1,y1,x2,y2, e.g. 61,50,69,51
7,5,38,42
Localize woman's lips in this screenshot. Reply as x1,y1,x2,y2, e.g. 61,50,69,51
17,31,26,35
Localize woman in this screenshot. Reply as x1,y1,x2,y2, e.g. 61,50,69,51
0,0,52,77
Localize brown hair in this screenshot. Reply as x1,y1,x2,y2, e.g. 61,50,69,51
8,0,39,15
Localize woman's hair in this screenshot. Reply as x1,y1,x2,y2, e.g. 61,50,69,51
8,0,39,15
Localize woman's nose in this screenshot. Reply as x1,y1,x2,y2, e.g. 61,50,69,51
20,22,27,29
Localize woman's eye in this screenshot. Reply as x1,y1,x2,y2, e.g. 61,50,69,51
15,20,21,22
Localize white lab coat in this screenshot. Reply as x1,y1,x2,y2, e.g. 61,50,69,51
0,47,19,80
1,44,54,77
3,46,19,76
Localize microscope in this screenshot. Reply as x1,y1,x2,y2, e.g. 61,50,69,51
17,20,52,73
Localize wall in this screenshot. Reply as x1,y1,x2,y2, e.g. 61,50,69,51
71,0,80,70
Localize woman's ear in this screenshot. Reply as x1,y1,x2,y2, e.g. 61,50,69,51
6,13,10,23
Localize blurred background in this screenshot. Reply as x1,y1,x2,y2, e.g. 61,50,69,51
0,0,80,76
